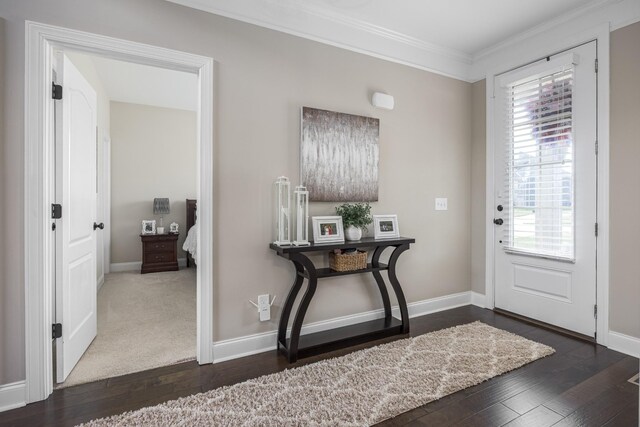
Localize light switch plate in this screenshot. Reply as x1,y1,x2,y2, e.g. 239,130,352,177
435,198,448,211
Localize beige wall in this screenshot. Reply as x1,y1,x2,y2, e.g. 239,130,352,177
610,21,640,338
110,102,197,263
0,0,472,384
0,17,6,383
0,14,25,386
470,80,486,295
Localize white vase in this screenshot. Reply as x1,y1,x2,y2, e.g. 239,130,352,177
345,225,362,241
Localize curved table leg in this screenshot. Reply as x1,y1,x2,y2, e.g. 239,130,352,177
287,253,318,362
277,260,305,347
388,243,411,334
371,246,392,321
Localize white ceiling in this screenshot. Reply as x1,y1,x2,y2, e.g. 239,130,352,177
83,54,198,111
167,0,637,81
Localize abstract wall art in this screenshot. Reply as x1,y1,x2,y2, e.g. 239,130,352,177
300,107,379,202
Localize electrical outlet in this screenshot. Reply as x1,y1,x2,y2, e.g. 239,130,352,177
435,198,448,211
258,294,271,322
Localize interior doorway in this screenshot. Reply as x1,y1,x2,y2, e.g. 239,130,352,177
24,21,214,403
52,50,201,387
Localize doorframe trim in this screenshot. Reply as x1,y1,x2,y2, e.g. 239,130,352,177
484,23,610,346
103,135,111,277
24,21,215,403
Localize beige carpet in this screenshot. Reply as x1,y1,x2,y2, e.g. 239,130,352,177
59,269,196,388
79,321,554,426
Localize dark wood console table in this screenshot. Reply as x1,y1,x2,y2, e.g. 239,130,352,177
269,237,415,362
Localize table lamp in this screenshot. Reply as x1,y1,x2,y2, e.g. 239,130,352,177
153,198,170,234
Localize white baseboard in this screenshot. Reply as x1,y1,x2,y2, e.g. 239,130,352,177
471,291,486,308
212,330,279,363
110,258,187,272
608,330,640,358
212,290,474,363
97,274,105,292
404,291,473,317
0,381,26,413
110,261,141,272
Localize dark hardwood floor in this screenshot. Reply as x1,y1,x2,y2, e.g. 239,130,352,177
1,306,637,426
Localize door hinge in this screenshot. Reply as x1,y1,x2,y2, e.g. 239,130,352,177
595,222,599,236
595,140,599,155
52,323,62,339
594,304,598,318
51,203,62,219
52,82,63,100
595,58,599,73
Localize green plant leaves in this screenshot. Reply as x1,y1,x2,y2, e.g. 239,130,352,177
335,203,373,230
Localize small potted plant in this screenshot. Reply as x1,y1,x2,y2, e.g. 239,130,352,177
335,202,373,241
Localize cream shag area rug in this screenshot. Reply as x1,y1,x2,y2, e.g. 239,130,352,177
80,321,554,426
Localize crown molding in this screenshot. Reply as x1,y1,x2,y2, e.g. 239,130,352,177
469,0,640,81
167,0,640,83
167,0,474,81
287,1,471,64
473,0,623,62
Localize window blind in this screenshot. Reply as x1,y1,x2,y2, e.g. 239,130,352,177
502,66,575,260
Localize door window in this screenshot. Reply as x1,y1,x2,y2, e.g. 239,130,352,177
502,66,575,260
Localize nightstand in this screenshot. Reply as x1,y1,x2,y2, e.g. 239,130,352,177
140,233,179,274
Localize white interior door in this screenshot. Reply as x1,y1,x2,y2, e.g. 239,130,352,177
55,53,98,382
493,42,597,337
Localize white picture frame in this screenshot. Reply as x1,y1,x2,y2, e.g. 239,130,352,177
169,222,179,234
373,215,400,239
141,219,156,235
311,216,345,244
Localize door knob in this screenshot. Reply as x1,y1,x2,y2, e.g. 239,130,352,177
93,222,104,230
497,205,503,212
493,218,504,225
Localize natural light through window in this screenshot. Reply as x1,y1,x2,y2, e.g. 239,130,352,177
504,67,575,259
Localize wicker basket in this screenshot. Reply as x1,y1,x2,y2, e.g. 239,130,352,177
329,250,368,272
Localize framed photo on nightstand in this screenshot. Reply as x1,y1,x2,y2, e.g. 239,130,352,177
141,219,156,235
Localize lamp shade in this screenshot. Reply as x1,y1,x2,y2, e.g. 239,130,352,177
153,198,170,215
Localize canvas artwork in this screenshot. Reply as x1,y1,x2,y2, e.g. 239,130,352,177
301,107,379,202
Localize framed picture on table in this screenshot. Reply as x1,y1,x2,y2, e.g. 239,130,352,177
311,216,345,244
373,215,399,239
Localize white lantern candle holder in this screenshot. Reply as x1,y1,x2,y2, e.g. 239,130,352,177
273,176,291,246
293,185,310,246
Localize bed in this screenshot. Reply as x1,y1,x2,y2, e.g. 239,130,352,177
183,199,197,267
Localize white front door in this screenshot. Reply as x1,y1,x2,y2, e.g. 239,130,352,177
55,53,98,382
493,42,597,337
